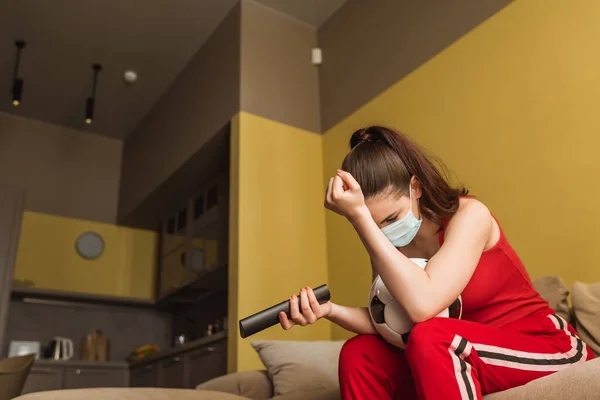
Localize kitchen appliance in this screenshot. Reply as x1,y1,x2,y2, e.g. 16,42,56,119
8,341,41,359
42,337,74,360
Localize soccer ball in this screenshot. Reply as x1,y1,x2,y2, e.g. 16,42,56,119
368,258,463,349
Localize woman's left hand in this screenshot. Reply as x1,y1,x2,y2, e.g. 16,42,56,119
324,170,367,221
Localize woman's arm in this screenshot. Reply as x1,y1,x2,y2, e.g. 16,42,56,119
326,303,376,335
329,171,492,323
279,287,376,335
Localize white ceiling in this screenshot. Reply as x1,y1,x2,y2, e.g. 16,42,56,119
0,0,240,139
0,0,347,139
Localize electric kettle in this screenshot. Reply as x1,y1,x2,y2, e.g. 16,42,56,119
43,337,74,361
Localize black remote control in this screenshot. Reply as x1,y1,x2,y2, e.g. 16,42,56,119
239,284,331,338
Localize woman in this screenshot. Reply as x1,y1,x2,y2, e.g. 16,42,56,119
278,126,594,400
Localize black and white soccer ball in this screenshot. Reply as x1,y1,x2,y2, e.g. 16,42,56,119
368,258,463,349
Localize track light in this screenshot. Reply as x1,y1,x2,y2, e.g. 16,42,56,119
85,63,102,125
11,40,26,107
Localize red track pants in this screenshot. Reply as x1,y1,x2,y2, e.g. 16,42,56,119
339,311,594,400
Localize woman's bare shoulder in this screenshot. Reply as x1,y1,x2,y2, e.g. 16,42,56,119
456,196,491,216
453,196,498,250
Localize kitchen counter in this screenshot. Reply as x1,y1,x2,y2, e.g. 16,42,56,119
34,359,128,369
128,330,227,367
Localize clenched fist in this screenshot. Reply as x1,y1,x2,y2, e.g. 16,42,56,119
324,170,367,221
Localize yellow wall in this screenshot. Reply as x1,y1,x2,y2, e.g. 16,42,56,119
229,111,331,372
323,0,600,340
14,211,158,300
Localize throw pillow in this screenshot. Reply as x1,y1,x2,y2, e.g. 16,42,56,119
250,340,345,397
572,281,600,356
531,276,571,321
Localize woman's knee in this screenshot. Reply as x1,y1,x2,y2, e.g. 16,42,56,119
339,334,398,377
405,317,453,360
339,334,382,367
339,334,414,398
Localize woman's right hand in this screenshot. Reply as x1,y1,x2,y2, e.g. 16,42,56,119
279,286,332,330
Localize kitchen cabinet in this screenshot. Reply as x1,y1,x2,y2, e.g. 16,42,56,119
187,338,227,388
158,172,228,300
129,363,158,387
21,366,64,394
21,361,129,395
160,355,185,388
64,366,128,389
159,243,185,298
13,211,157,301
129,332,227,389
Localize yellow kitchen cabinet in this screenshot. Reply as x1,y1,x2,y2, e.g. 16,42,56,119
13,211,158,300
159,244,185,297
179,237,219,288
163,230,185,256
158,172,228,299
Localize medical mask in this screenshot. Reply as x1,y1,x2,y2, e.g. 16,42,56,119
380,187,422,247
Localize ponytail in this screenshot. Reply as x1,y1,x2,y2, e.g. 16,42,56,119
342,126,468,229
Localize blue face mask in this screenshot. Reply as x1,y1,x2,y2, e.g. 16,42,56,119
380,186,422,247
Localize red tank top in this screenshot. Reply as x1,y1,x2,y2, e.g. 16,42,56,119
438,214,551,328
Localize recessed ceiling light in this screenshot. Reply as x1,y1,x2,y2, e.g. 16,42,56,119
123,70,138,84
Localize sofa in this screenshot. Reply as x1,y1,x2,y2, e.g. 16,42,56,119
14,277,600,400
195,276,600,400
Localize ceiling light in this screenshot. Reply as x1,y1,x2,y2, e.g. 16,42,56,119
11,40,26,107
85,63,102,125
123,70,138,84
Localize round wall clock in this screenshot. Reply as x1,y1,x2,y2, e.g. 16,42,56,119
75,231,105,260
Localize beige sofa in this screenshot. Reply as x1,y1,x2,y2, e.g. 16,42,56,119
195,277,600,400
14,277,600,400
11,358,600,400
197,358,600,400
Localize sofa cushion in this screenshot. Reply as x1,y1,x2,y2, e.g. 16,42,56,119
250,340,345,397
531,276,570,321
572,281,600,356
196,370,273,400
484,357,600,400
14,388,248,400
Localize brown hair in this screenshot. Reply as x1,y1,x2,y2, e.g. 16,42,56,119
341,126,468,229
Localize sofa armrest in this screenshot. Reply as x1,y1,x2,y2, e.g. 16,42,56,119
196,370,274,400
